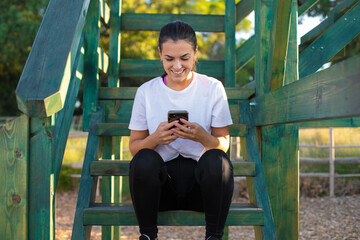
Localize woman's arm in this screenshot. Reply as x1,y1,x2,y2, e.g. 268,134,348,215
129,121,179,156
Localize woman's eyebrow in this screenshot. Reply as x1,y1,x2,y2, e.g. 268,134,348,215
164,53,191,58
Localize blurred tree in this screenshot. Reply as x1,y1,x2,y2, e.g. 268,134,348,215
0,0,49,116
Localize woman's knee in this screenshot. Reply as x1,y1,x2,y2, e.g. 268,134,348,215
196,149,233,180
130,148,165,177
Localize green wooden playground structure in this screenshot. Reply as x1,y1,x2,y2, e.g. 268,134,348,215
1,0,360,239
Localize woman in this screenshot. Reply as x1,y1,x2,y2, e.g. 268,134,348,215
128,20,234,240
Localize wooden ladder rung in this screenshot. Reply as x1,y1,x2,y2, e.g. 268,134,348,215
83,203,264,226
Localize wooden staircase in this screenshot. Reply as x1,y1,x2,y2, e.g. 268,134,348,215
72,87,276,239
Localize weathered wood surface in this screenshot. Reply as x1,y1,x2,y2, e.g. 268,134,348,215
298,0,319,16
72,110,103,240
29,117,53,240
299,1,360,78
83,0,100,131
83,203,264,226
90,160,256,177
15,0,90,117
253,55,360,126
98,87,255,100
120,13,224,32
0,116,28,240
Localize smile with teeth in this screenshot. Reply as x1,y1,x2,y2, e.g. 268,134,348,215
172,69,185,74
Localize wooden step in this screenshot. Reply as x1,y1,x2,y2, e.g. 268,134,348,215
83,203,264,226
96,123,248,137
90,160,256,177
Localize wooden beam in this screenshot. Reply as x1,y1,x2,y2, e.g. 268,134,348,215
98,87,255,101
298,0,319,16
253,55,360,126
119,59,224,78
299,1,360,78
82,0,100,131
236,35,255,71
235,0,254,25
121,13,224,32
15,0,90,117
301,0,359,44
267,0,293,91
100,0,110,25
225,0,236,87
254,0,273,96
108,0,121,87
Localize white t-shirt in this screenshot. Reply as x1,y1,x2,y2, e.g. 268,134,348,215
128,72,233,162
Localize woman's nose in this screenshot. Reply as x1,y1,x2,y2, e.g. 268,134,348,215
173,59,181,69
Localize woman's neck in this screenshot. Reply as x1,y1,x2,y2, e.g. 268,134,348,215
165,72,194,91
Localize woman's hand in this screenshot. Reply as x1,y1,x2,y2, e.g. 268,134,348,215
129,121,179,156
171,118,230,152
171,119,208,143
152,121,179,145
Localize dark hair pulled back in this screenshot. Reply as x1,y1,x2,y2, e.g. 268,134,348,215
158,20,197,52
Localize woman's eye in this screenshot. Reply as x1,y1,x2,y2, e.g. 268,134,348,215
166,59,173,61
181,58,190,61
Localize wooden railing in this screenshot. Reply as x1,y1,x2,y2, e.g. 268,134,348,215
0,0,92,239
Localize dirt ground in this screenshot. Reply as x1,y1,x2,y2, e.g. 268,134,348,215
55,190,360,240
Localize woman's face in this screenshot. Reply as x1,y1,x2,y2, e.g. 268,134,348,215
159,39,197,85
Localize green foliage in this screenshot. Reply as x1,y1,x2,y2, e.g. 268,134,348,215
57,165,82,192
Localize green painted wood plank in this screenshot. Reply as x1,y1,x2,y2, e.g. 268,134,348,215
268,0,292,91
299,1,360,78
72,110,103,240
236,35,255,71
261,125,299,240
54,34,84,190
121,13,224,32
254,0,273,96
225,0,236,87
299,117,360,127
15,0,90,117
29,117,53,240
119,59,224,78
300,0,359,44
90,160,255,177
235,0,254,25
253,55,360,126
0,116,28,240
83,0,100,131
299,0,319,16
239,102,277,239
98,87,254,100
263,5,300,237
83,203,264,226
108,0,121,87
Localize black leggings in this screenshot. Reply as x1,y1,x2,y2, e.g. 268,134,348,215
129,148,234,239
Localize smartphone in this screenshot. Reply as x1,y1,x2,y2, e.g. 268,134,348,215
168,110,188,128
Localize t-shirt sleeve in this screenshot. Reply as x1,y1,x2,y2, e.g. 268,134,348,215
128,87,148,131
211,82,233,128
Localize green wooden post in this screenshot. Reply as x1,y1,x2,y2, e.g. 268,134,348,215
83,0,100,131
257,1,300,239
28,117,54,240
0,116,29,240
225,0,236,88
